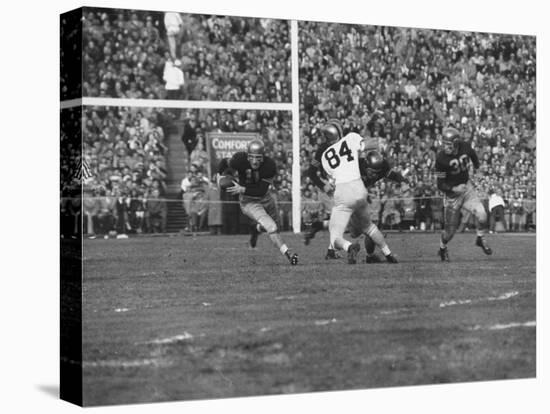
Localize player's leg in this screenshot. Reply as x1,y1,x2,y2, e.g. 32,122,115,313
322,217,338,259
350,201,398,264
464,190,492,255
304,215,325,245
248,220,260,248
328,207,360,263
348,209,376,262
439,198,461,261
364,222,398,263
261,196,298,264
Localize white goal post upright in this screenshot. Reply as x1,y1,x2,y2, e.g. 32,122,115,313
290,19,301,234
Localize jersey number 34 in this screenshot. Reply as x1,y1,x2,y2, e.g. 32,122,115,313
449,154,469,173
324,141,354,168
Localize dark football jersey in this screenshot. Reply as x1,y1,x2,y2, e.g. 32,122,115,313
435,141,479,194
308,142,331,189
228,152,277,197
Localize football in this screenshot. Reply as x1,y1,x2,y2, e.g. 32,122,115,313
218,174,237,191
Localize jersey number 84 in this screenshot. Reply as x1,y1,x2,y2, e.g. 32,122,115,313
323,140,355,168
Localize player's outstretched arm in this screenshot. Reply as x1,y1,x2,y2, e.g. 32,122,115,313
361,137,380,153
387,169,409,184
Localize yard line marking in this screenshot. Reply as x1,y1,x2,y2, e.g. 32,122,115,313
275,295,298,301
83,358,171,368
439,290,519,308
147,332,194,345
470,321,536,331
439,299,472,308
380,308,410,315
314,318,337,326
487,321,536,330
487,291,519,301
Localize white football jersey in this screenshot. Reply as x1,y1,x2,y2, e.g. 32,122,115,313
321,132,365,184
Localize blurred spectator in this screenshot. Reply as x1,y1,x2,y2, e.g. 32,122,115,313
380,184,401,230
147,188,167,233
114,190,130,235
414,182,433,231
164,12,183,59
397,183,415,230
509,191,526,232
83,189,100,237
205,177,222,235
301,188,325,232
181,117,198,159
163,59,185,99
523,191,536,231
127,188,146,233
96,189,116,236
189,139,209,168
181,164,209,232
488,188,506,233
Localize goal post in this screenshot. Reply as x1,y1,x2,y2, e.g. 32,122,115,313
62,19,304,234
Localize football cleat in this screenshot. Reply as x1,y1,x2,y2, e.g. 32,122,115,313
325,248,339,260
249,225,259,249
475,236,493,255
365,254,382,263
347,242,361,264
439,246,450,262
289,253,299,266
385,254,399,264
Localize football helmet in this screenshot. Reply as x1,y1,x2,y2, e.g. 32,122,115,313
323,119,344,142
247,139,265,168
441,127,460,154
364,150,385,173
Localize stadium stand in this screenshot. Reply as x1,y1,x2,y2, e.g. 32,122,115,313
298,23,535,231
81,107,294,235
82,8,291,102
78,14,536,234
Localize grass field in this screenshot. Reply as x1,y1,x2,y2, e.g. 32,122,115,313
81,231,536,406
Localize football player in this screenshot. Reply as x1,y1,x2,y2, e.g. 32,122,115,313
351,150,408,263
320,119,379,264
435,127,492,261
218,139,299,265
306,127,338,259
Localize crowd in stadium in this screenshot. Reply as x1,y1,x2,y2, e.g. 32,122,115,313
298,23,536,232
79,107,295,236
81,107,171,236
71,12,536,237
60,107,83,238
82,8,291,102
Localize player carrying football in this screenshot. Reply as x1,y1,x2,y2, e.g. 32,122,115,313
218,139,299,266
435,127,493,261
320,119,381,264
